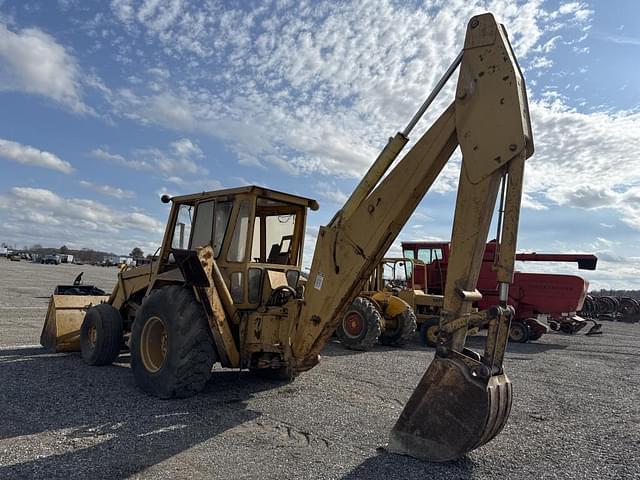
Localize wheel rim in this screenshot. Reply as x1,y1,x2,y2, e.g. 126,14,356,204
343,312,365,338
88,324,97,349
140,316,168,373
384,315,401,336
510,326,524,341
426,325,439,345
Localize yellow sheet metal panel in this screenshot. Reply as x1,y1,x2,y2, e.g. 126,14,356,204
370,291,410,318
196,246,241,367
455,13,533,184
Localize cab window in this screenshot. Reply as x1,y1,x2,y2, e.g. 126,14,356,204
228,200,251,262
417,248,431,263
187,200,232,258
190,201,214,248
382,260,409,288
212,202,232,257
417,248,443,264
171,204,193,249
251,198,298,265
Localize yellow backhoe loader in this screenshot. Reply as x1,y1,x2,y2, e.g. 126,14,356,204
40,13,533,462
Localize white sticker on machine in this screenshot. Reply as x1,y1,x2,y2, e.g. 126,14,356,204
314,272,324,291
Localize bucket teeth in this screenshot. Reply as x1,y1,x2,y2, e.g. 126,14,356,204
387,355,512,462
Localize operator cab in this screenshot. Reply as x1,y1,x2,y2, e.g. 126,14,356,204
370,258,426,292
158,186,319,309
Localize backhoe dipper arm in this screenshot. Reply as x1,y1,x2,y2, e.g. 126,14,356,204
290,13,534,462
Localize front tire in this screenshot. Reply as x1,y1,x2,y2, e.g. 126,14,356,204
336,297,382,351
419,317,440,347
509,321,529,343
130,285,217,399
80,303,123,366
379,307,417,347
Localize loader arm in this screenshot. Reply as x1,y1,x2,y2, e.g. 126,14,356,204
290,13,533,461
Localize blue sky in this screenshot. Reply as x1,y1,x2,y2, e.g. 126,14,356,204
0,0,639,289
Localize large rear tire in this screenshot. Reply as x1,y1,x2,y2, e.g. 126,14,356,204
130,285,217,399
379,307,417,347
80,303,123,366
336,297,382,351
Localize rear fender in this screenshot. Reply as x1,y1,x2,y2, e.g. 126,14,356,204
370,291,411,318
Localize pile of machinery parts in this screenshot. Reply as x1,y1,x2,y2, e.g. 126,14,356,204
580,295,640,323
40,14,535,462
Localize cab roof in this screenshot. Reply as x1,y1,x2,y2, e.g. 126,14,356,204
169,185,320,211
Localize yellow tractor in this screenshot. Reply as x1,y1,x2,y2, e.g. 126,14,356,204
336,257,484,350
41,13,533,462
336,258,424,350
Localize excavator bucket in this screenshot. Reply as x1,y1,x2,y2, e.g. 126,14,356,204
387,355,511,462
40,292,109,352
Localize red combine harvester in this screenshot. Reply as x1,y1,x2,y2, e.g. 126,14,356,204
402,240,601,342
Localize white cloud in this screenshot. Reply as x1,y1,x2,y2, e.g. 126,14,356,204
111,0,135,23
0,22,90,113
171,137,201,158
105,0,592,180
91,137,206,176
604,34,640,46
0,187,163,239
524,100,640,227
0,138,73,174
521,192,548,211
163,176,223,192
316,182,348,205
90,148,154,171
79,180,135,199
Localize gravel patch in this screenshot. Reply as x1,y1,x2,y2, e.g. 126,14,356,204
0,259,638,479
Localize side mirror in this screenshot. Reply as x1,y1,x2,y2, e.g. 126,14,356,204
161,194,172,204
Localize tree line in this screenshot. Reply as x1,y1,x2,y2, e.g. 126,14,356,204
3,243,150,263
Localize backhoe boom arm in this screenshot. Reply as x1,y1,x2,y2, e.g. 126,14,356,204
291,13,533,369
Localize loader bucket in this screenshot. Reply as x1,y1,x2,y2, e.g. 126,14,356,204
40,294,110,352
387,355,512,462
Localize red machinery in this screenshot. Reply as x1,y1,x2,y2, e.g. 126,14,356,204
402,240,601,342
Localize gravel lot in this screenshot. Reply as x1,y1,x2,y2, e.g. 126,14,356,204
0,259,638,479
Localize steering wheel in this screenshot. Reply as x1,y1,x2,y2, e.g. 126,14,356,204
267,285,297,307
